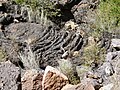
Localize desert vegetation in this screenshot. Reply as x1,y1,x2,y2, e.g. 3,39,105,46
12,0,61,23
0,0,120,90
91,0,120,38
0,47,6,62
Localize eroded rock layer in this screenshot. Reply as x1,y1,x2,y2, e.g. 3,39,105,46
1,23,83,69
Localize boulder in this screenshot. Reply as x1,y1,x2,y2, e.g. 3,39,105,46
0,60,21,90
42,66,69,90
61,83,95,90
22,69,43,90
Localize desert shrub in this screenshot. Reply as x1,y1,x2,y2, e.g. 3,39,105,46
0,47,6,62
86,0,119,66
13,0,61,20
13,0,25,4
90,0,120,37
82,42,106,67
18,44,39,69
58,59,80,85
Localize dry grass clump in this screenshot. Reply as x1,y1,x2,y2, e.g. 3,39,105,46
0,47,6,62
58,59,80,85
13,0,61,22
82,38,106,67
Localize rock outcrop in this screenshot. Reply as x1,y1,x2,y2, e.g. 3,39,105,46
42,66,69,90
1,22,83,69
0,61,21,90
22,69,43,90
0,0,120,90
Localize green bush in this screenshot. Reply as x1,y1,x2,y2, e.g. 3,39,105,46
13,0,61,19
14,0,24,4
82,43,106,67
88,0,120,63
90,0,120,37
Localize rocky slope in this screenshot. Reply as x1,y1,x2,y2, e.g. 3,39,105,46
0,0,120,90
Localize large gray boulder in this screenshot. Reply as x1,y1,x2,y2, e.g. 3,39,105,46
0,61,21,90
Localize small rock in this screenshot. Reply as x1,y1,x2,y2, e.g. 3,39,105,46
81,78,102,90
103,62,114,76
22,69,43,90
99,83,114,90
106,51,120,62
112,81,120,90
104,64,114,76
65,20,78,30
76,28,86,37
106,52,117,62
61,83,95,90
111,39,120,48
88,36,96,45
62,51,69,59
42,66,69,90
73,51,80,57
97,62,114,77
58,0,68,6
0,14,14,25
86,71,100,79
0,60,21,90
14,19,19,23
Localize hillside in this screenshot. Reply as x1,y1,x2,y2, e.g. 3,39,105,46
0,0,120,90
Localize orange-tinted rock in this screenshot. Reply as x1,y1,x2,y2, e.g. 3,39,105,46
42,66,69,90
22,69,43,90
